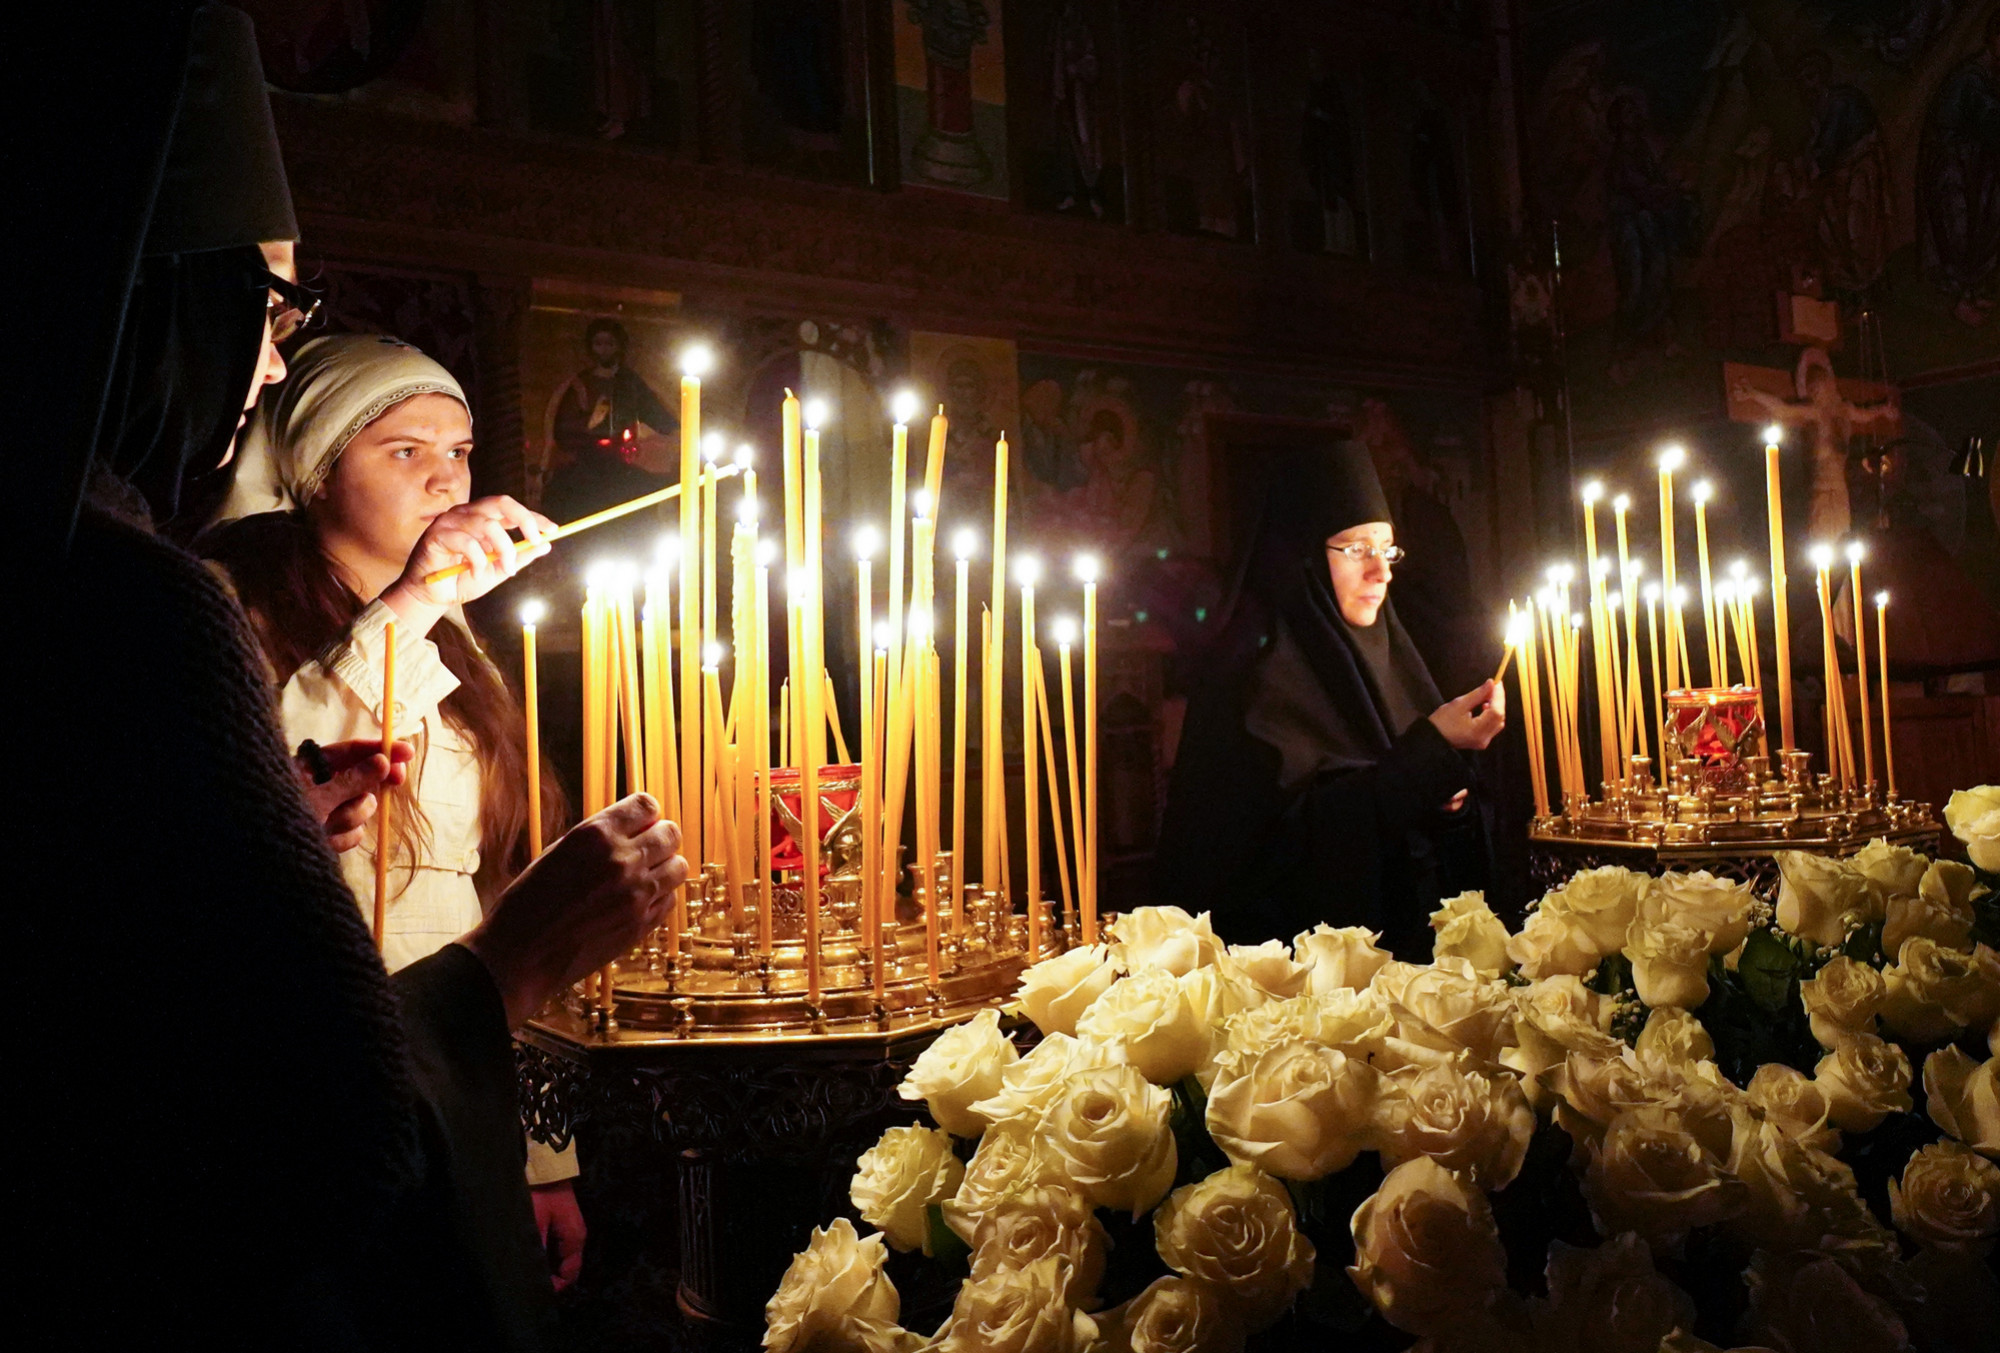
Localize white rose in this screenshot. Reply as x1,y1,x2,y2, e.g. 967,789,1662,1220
1043,1063,1177,1216
1636,1007,1716,1073
1502,977,1618,1101
1347,1156,1508,1337
1945,785,2000,872
1745,1063,1839,1153
1923,1046,1999,1157
1889,1139,2000,1251
1850,839,1930,909
1548,1046,1658,1142
851,1125,966,1253
1507,902,1603,980
1222,989,1392,1065
1814,1033,1914,1133
1739,1250,1910,1353
1775,850,1871,946
1882,938,2000,1043
1430,891,1515,977
1625,917,1714,1010
1110,906,1224,977
1377,1060,1534,1190
1367,960,1428,1005
1075,968,1210,1086
931,1254,1096,1353
1389,956,1517,1067
970,1032,1127,1128
944,1118,1061,1242
1724,1105,1859,1250
1545,866,1649,953
1152,1164,1315,1328
1642,872,1756,955
968,1185,1108,1308
1217,941,1309,1006
1206,1040,1380,1180
765,1217,906,1353
1800,955,1887,1048
1294,924,1393,993
1177,966,1250,1047
1582,1105,1745,1252
1017,945,1121,1037
1529,1231,1696,1353
1883,864,1976,957
1095,1277,1243,1353
901,1008,1021,1137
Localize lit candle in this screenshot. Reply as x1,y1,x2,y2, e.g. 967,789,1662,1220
1713,580,1734,688
643,543,673,817
613,565,645,800
1580,483,1616,787
867,630,889,995
923,400,949,516
1018,557,1041,956
1846,542,1874,793
374,619,397,949
1670,587,1693,695
1613,494,1642,763
803,400,828,770
887,393,914,784
755,543,775,954
1693,478,1719,686
1741,575,1763,692
679,346,710,873
1658,444,1685,690
520,601,544,858
986,435,1010,898
581,570,606,819
1876,592,1895,799
703,648,737,926
1534,592,1568,803
1516,601,1549,815
702,432,723,649
1075,553,1099,943
910,609,940,982
1032,650,1076,937
1763,426,1796,753
951,529,974,934
799,596,824,1008
1810,544,1852,787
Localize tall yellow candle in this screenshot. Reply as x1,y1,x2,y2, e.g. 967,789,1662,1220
1693,479,1719,686
614,570,645,799
755,550,774,954
980,607,995,891
986,435,1010,896
1846,543,1874,793
951,531,973,934
1517,601,1550,815
521,601,544,858
702,434,722,648
1810,547,1852,786
1076,554,1100,942
1643,584,1664,767
1581,484,1616,788
1614,495,1641,761
1658,444,1684,691
642,555,670,812
803,401,828,769
1018,559,1040,956
1763,429,1796,753
1713,581,1733,688
679,347,710,870
867,639,887,995
800,599,824,1008
1876,593,1896,799
1033,655,1076,937
1054,620,1085,939
373,619,397,949
887,395,913,779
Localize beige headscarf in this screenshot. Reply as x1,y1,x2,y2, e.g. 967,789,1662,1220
218,333,469,524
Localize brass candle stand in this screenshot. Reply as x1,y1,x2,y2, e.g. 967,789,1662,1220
1528,684,1937,895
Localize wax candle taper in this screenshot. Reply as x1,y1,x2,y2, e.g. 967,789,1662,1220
679,347,709,872
1693,479,1719,686
952,529,973,933
1763,427,1796,753
521,601,544,857
1075,553,1099,943
1875,592,1895,798
373,619,398,949
1658,444,1684,690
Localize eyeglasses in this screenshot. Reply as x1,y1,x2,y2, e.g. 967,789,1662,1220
1327,542,1407,564
258,268,322,344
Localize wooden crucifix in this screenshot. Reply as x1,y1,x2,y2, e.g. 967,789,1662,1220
1723,348,1900,541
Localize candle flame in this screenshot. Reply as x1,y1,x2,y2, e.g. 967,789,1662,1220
953,527,978,561
1715,580,1735,601
803,398,827,431
737,494,759,525
1808,543,1835,570
1729,558,1749,578
703,640,725,669
1692,479,1713,503
519,598,546,626
756,540,778,567
1669,586,1688,607
1591,556,1611,579
874,621,894,650
702,430,725,461
1551,563,1575,586
1763,424,1783,445
890,390,920,425
911,487,932,519
1607,589,1622,609
584,560,615,590
1073,554,1101,584
1642,582,1661,603
1742,576,1761,596
908,609,934,640
1658,443,1686,472
1571,613,1585,630
679,344,713,378
735,441,755,467
1845,540,1865,564
1627,557,1645,577
1016,556,1042,587
654,535,680,569
1506,612,1532,646
609,561,639,590
853,525,881,559
1581,480,1604,504
1874,590,1889,607
1053,617,1078,646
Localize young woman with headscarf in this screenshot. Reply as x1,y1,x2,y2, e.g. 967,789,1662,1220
205,332,589,1287
1156,442,1503,957
16,7,685,1348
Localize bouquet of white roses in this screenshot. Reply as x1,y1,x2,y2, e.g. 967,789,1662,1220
765,787,2000,1353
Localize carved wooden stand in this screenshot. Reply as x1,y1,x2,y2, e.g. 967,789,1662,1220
518,1011,960,1352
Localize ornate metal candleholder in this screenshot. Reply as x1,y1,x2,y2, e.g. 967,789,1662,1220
1528,684,1938,895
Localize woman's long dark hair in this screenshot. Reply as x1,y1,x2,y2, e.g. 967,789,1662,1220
204,510,567,901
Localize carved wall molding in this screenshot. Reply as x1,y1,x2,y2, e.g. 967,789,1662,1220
275,98,1500,391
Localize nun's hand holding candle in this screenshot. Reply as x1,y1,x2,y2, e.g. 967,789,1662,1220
1158,444,1500,958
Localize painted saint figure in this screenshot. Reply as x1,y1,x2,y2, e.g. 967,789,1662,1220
1050,0,1105,216
540,318,678,525
1732,347,1901,542
1918,13,2000,326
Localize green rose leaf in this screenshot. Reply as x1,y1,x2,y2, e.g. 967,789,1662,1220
1737,928,1798,1013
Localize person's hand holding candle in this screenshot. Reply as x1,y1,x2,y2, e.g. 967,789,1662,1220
294,736,415,852
384,496,555,620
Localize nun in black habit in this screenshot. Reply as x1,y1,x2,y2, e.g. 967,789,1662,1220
1156,443,1504,957
13,7,683,1348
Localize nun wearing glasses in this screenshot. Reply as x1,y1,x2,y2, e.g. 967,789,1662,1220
1157,443,1504,957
